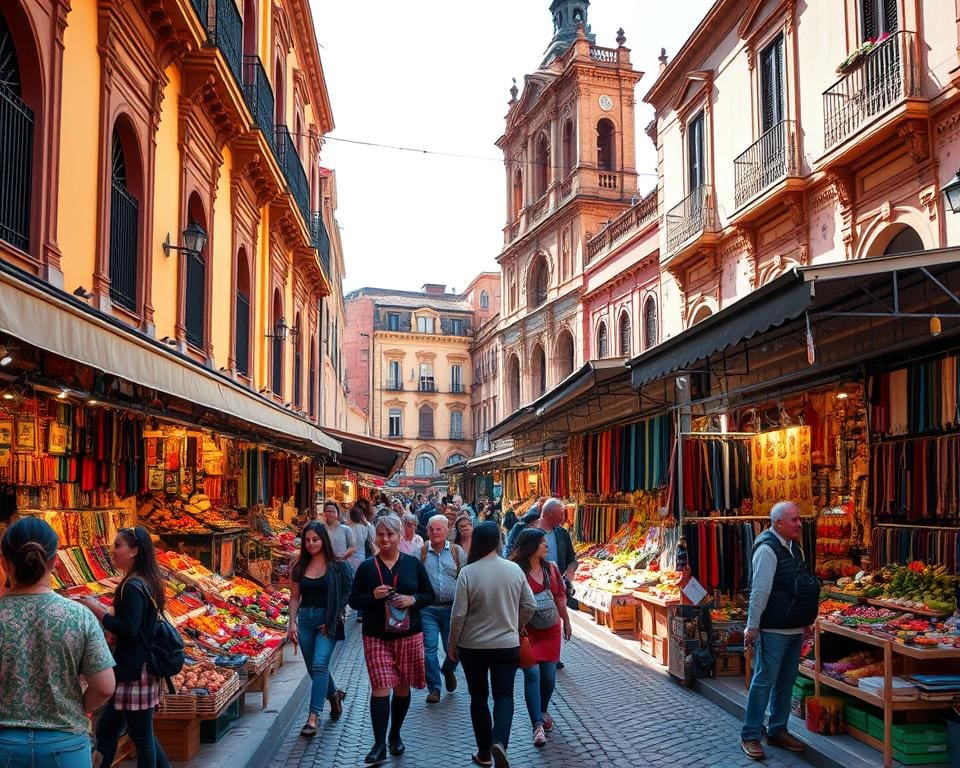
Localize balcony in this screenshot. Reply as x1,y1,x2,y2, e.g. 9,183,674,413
734,120,799,209
242,56,274,151
418,379,437,393
310,212,331,279
450,383,467,394
585,190,658,265
418,430,435,440
449,430,464,441
385,380,403,391
823,31,920,150
664,184,718,257
274,126,310,227
207,0,243,92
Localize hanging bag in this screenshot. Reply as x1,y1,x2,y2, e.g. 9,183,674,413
132,582,185,695
527,564,560,630
518,630,537,669
374,558,411,633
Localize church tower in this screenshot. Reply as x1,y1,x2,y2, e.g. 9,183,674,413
495,3,642,413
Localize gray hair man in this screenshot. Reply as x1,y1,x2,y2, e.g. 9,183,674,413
740,501,818,760
419,514,466,704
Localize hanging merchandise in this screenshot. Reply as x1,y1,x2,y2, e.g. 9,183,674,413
869,355,960,436
542,456,569,498
750,426,813,517
869,434,960,524
582,414,673,495
871,525,960,574
681,437,753,516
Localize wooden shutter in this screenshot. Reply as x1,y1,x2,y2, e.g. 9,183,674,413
419,406,433,437
760,35,785,133
882,0,898,33
861,0,878,40
688,112,705,190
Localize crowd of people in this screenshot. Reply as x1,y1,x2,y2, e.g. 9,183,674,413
286,492,578,768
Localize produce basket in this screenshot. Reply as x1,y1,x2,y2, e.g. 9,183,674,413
195,670,240,718
156,691,197,717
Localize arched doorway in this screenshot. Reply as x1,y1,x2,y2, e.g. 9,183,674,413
883,225,924,256
531,344,546,398
556,330,575,380
506,354,521,413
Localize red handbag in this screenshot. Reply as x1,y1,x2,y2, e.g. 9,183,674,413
518,631,537,669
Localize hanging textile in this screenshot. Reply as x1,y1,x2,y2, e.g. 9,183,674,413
582,414,672,495
869,355,960,436
681,438,751,515
546,456,569,497
871,526,959,574
869,434,960,524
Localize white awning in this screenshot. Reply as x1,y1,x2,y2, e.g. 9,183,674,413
0,267,340,454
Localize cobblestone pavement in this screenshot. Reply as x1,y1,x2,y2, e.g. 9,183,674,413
268,613,813,768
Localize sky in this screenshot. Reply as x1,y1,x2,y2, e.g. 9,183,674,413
310,1,715,294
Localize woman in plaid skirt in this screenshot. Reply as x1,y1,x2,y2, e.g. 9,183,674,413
349,515,435,766
83,527,171,768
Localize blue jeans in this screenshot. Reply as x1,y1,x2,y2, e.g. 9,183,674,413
741,631,804,740
522,661,557,726
0,729,90,768
96,702,172,768
297,606,339,715
420,605,458,693
459,646,519,755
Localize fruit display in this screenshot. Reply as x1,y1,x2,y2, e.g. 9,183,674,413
140,495,244,535
821,604,901,626
183,493,245,531
181,612,279,659
879,614,960,649
872,562,957,613
818,599,855,615
169,662,236,695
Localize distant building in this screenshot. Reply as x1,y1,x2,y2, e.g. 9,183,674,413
344,273,500,485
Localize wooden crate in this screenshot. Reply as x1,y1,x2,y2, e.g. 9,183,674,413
652,635,669,666
713,653,744,676
610,604,637,632
155,717,200,762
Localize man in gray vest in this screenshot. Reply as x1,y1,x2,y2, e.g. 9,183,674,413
741,501,817,760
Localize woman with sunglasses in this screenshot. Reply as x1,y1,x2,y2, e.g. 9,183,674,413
83,527,171,768
288,521,353,737
0,517,116,768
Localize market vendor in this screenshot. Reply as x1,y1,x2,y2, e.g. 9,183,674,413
740,501,819,761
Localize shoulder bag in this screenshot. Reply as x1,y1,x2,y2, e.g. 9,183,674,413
527,565,560,630
374,558,411,633
131,582,185,694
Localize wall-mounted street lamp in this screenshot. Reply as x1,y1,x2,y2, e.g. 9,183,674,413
162,221,208,258
265,317,299,343
943,170,960,215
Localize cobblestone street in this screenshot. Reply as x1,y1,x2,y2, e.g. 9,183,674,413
268,613,813,768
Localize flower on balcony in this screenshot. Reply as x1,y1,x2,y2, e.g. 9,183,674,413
836,32,891,73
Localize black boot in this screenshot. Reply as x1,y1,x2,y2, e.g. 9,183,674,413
366,695,390,765
388,693,411,755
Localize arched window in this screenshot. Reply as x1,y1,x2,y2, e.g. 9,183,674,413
293,311,303,408
561,119,575,178
418,405,434,439
0,12,34,253
883,225,924,256
643,296,658,350
235,250,251,376
108,125,141,311
597,118,615,171
512,168,523,219
271,289,283,394
308,335,317,417
274,54,285,127
691,305,713,326
619,311,631,356
447,453,467,466
507,354,521,413
242,0,258,57
184,193,207,349
597,321,608,358
534,132,550,199
531,344,546,398
480,290,489,309
556,330,575,380
415,453,436,477
528,256,548,309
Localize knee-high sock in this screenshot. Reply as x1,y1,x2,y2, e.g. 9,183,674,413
388,693,411,740
370,695,390,745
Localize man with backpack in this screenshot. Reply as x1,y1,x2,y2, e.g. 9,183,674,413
419,514,465,704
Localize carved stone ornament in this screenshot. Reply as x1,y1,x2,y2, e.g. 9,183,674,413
898,119,930,165
829,168,853,209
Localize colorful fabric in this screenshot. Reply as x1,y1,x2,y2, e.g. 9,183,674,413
113,664,161,711
0,592,114,733
362,633,427,690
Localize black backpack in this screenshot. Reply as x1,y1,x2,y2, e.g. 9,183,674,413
133,583,185,694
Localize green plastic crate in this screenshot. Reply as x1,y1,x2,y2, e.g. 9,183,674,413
890,746,950,765
845,704,868,733
867,718,947,746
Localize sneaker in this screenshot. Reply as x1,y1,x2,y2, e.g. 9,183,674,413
425,690,441,704
541,712,554,731
491,743,510,768
532,724,546,747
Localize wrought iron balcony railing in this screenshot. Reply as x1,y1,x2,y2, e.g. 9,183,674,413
208,0,243,92
385,380,403,391
242,56,274,150
585,191,658,264
665,184,717,255
310,212,331,278
108,181,139,311
418,380,437,393
274,126,310,227
733,119,798,209
189,0,209,30
823,31,920,150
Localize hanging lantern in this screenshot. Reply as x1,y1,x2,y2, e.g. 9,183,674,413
930,315,942,337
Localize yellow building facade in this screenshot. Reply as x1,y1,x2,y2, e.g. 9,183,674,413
2,0,348,424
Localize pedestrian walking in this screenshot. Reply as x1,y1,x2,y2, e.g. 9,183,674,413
504,507,539,557
323,501,357,562
454,513,474,558
399,512,424,556
347,504,376,573
85,526,172,768
508,528,572,747
287,522,352,737
740,501,819,760
349,515,436,765
448,521,537,768
419,514,466,704
0,517,116,768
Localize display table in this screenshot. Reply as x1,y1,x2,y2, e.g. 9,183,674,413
809,619,960,768
634,592,678,665
570,583,638,632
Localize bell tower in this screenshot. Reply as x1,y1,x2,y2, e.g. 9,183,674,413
494,4,642,408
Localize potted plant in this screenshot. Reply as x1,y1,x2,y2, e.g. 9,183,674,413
835,32,891,74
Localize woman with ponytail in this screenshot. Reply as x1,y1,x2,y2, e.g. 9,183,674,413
83,526,171,768
0,517,116,767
